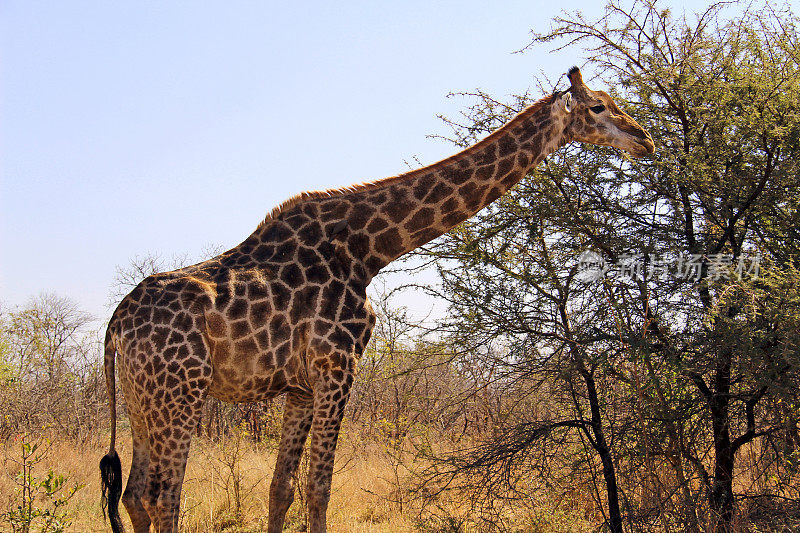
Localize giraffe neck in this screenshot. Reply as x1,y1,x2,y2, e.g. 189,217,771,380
353,94,566,274
247,93,567,282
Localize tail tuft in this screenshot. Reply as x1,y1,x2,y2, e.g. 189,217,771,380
100,450,124,533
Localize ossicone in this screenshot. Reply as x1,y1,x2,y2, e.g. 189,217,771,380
567,66,584,87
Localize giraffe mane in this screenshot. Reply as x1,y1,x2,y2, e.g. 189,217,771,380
258,93,556,228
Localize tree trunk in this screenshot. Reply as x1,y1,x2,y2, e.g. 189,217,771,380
709,349,735,533
710,440,735,533
583,369,625,533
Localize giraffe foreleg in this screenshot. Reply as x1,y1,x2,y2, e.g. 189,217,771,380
267,391,314,533
306,355,355,533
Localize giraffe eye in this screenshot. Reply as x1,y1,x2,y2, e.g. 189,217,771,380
590,104,606,114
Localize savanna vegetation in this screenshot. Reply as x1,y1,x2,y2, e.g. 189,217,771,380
2,1,799,532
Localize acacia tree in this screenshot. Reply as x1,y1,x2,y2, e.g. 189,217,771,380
411,2,800,531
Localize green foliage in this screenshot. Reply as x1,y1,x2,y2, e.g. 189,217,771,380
1,434,83,533
413,513,466,533
0,314,18,387
0,361,16,387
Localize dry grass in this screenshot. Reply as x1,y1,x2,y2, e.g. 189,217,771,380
0,430,422,532
0,428,596,533
3,435,794,533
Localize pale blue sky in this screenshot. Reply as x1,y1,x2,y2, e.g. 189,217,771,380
0,0,743,321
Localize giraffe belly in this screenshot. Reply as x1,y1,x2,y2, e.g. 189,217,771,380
206,328,307,403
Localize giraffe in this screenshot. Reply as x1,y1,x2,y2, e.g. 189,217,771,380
99,67,654,533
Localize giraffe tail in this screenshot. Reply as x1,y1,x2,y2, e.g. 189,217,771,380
99,324,124,533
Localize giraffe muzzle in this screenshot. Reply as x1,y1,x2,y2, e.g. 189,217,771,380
637,135,656,156
627,132,655,157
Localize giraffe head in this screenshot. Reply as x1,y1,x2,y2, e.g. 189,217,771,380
556,67,655,157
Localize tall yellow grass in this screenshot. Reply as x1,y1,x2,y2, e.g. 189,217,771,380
0,428,595,532
0,431,420,532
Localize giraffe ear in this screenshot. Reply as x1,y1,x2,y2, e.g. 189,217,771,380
559,91,573,113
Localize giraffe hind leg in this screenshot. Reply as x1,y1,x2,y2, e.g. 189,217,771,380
121,412,152,533
142,402,204,533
